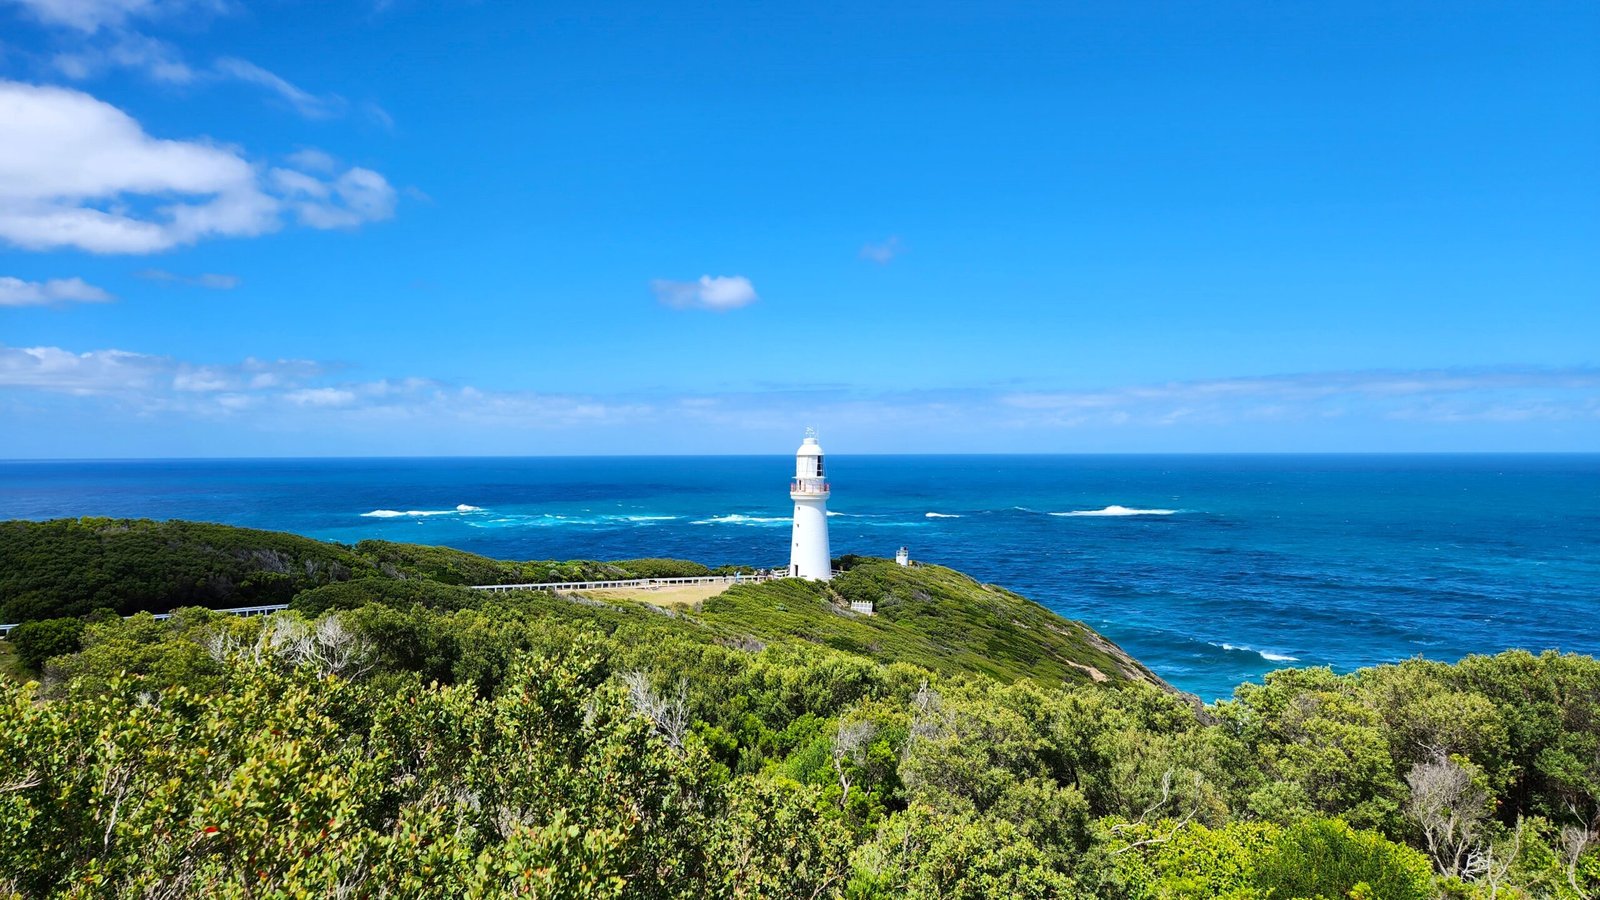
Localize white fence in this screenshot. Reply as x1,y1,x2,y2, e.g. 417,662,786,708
0,603,289,638
467,573,779,594
1,574,784,637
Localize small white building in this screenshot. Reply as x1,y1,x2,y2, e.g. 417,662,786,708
895,546,910,567
788,429,832,580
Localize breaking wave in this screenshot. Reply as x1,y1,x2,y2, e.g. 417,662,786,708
362,506,482,518
1051,505,1178,517
466,512,679,528
924,512,961,518
692,514,790,526
1216,642,1299,663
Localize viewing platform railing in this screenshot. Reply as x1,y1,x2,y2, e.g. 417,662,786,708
790,479,830,494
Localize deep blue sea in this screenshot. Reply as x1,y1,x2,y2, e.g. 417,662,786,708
3,454,1597,701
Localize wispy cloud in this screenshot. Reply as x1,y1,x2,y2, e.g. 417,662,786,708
51,31,195,83
651,275,759,311
362,101,395,131
23,7,370,123
859,236,902,264
5,0,224,33
270,164,398,229
1001,368,1600,427
0,276,113,306
213,57,345,119
0,80,396,253
4,347,1595,451
285,148,338,173
0,345,323,396
135,269,240,289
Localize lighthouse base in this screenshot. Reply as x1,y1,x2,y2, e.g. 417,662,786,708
789,497,832,581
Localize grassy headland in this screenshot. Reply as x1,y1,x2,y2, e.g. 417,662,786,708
1,517,1597,898
0,517,1164,692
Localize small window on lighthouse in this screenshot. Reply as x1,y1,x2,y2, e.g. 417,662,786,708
816,457,825,477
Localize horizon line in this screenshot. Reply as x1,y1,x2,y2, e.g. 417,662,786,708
3,450,1598,464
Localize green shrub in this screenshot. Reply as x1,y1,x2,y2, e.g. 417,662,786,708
9,617,85,673
1251,818,1434,900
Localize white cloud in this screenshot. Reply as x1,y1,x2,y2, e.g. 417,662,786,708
285,387,356,407
1000,368,1600,427
0,275,113,306
4,348,1594,452
271,164,397,229
4,0,220,33
0,345,323,397
0,80,273,252
136,269,240,289
0,80,395,253
651,274,759,311
52,32,195,83
44,36,358,123
859,236,901,264
213,57,344,119
285,148,338,174
0,345,167,393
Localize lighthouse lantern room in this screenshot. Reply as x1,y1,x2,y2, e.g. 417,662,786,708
788,428,832,581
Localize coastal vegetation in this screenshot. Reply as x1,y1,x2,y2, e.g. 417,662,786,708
1,518,1597,898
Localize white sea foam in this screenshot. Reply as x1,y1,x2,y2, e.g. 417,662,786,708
1051,505,1178,517
462,512,680,529
362,508,472,518
456,504,482,512
1218,643,1299,663
924,512,961,518
692,514,790,526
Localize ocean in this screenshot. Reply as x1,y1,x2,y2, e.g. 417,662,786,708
2,454,1596,701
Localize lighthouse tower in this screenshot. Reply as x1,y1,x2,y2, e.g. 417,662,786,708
788,429,832,581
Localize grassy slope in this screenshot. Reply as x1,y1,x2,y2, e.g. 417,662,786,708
700,560,1169,689
2,518,1171,693
0,642,24,683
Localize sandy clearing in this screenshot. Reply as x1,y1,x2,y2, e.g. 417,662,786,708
576,582,733,608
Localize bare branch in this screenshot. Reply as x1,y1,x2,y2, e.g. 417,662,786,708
1110,770,1205,855
831,720,877,810
621,670,689,752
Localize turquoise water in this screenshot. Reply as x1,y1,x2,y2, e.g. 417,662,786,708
3,454,1596,701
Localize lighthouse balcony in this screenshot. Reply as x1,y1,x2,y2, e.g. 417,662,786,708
790,478,830,496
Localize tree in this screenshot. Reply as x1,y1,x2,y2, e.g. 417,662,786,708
1406,755,1490,877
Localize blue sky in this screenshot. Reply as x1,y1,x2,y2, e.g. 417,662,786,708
1,0,1596,456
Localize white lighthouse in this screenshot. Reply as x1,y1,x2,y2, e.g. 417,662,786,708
788,429,832,581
